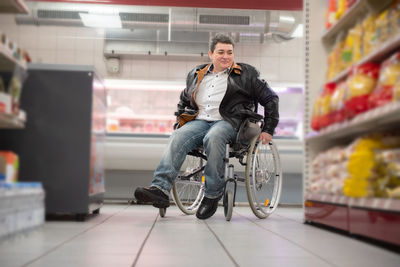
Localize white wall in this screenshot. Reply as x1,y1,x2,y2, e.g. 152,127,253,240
0,14,304,84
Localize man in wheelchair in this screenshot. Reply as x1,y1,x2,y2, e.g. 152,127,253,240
135,33,279,219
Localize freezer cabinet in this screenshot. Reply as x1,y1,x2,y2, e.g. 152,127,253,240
0,64,106,220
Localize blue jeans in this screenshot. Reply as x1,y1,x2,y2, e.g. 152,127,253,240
151,120,237,199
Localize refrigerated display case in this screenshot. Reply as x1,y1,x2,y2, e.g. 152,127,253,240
105,79,304,138
0,64,106,221
105,80,181,135
304,0,400,245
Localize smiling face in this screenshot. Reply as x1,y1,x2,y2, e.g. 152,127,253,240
208,43,234,73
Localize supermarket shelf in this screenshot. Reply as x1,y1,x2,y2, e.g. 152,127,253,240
321,0,367,43
327,67,350,84
327,34,400,83
305,101,400,142
305,192,400,212
0,112,25,129
0,44,27,71
0,0,29,14
305,192,350,206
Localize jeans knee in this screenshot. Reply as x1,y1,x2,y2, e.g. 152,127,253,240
203,134,225,150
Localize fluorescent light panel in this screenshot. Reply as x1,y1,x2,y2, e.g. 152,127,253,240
79,13,121,28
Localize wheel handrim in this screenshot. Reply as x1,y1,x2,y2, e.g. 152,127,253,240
172,155,205,215
246,137,282,218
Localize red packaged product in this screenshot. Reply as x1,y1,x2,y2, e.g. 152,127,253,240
319,82,337,128
344,62,380,118
369,52,400,109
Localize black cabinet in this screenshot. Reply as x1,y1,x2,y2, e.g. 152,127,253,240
0,64,106,219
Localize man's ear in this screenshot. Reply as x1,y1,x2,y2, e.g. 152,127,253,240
208,50,213,59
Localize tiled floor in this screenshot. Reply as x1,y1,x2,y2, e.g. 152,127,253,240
0,203,399,267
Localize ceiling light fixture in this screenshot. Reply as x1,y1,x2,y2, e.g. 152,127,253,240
79,13,122,29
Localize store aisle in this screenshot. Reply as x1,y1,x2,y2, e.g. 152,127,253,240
0,204,399,267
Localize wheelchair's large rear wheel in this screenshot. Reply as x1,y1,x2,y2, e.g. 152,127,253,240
245,136,282,219
172,155,205,215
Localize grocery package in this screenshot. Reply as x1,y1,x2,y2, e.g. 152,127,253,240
343,135,384,197
369,52,400,108
342,22,362,69
374,148,400,198
326,0,337,29
0,151,19,183
344,62,380,118
327,32,346,80
335,0,347,21
8,76,22,115
325,0,356,29
330,81,347,123
361,14,377,57
371,5,400,51
343,132,400,198
394,78,400,101
319,82,336,128
310,90,323,131
309,146,348,195
0,182,45,239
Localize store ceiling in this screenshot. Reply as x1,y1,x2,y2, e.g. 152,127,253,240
26,0,303,11
18,1,303,57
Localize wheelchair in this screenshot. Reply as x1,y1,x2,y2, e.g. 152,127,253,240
159,120,282,221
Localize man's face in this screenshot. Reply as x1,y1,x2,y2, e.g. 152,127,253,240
208,43,234,72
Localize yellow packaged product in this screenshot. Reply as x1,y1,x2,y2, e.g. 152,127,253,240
372,9,390,50
342,31,355,69
327,51,336,80
362,15,377,56
394,82,400,101
343,136,384,197
335,0,347,21
352,22,363,63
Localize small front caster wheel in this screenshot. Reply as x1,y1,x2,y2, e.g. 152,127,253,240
224,190,233,221
159,208,166,217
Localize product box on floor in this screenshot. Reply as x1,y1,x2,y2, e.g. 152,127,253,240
0,182,45,239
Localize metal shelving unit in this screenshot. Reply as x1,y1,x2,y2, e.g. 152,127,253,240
0,0,29,14
0,2,28,129
304,0,400,245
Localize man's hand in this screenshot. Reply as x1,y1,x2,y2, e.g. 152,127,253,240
259,132,272,145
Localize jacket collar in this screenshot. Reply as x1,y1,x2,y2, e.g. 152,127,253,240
197,62,242,76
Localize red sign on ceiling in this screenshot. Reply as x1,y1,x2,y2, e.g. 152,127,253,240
26,0,303,11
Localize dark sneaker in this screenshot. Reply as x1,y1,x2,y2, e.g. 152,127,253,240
134,186,170,208
196,195,222,220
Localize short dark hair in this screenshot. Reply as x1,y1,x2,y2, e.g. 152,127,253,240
209,33,235,52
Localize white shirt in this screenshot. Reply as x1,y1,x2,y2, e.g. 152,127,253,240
196,67,229,121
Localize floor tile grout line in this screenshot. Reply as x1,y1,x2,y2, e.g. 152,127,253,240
273,212,305,224
20,205,130,267
233,210,339,267
204,220,241,267
131,213,159,267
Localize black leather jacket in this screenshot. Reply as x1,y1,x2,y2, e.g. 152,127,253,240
175,62,279,135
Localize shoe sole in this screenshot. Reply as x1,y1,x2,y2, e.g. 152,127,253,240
196,209,218,219
134,189,170,208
